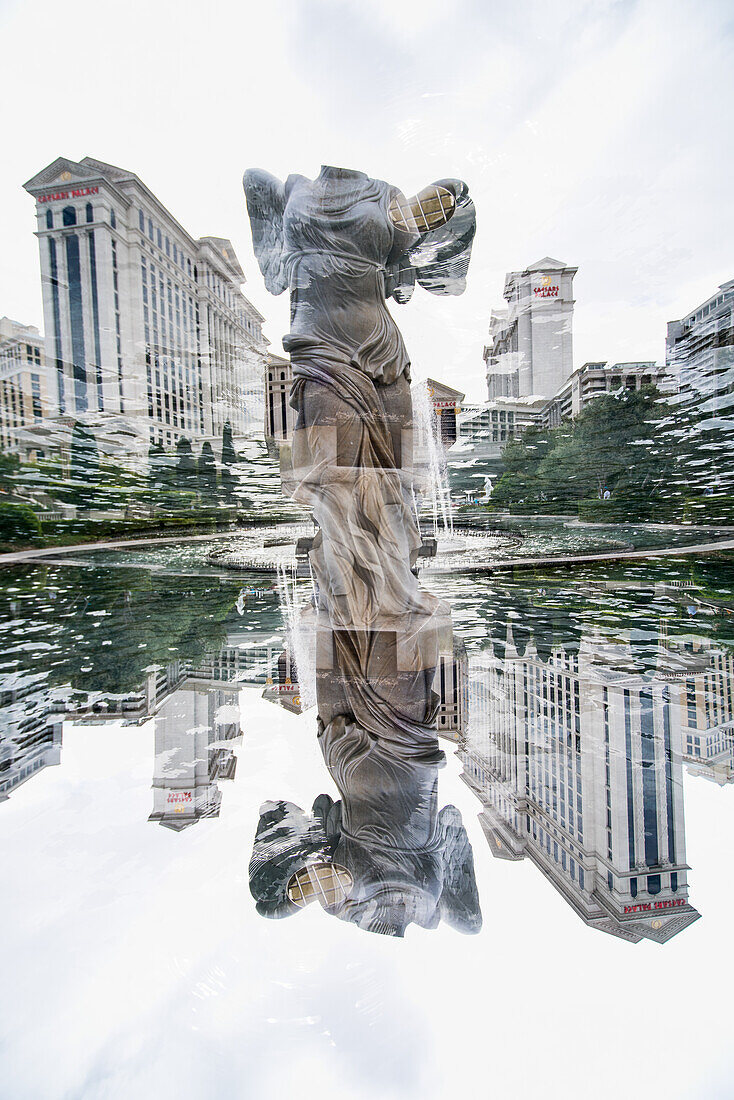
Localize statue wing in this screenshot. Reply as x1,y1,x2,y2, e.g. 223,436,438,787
437,804,483,934
409,179,476,296
385,178,475,301
242,168,289,296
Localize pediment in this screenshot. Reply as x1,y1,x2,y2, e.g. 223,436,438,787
526,256,566,272
23,157,99,193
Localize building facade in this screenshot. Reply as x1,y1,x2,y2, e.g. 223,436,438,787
456,395,546,459
484,257,577,402
0,317,52,454
460,627,701,943
265,352,295,446
541,360,666,427
149,680,241,831
666,279,734,494
22,156,269,468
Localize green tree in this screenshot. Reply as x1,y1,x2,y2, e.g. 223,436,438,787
0,451,20,495
198,441,218,499
175,437,197,491
0,501,42,545
220,421,236,498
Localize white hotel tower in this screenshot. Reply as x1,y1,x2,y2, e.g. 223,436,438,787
23,156,268,466
460,627,701,944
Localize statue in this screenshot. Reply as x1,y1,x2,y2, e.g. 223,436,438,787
243,165,478,935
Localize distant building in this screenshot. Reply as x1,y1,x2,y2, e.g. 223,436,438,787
669,638,734,785
0,317,52,455
456,395,546,461
22,156,269,468
460,626,701,944
666,279,734,493
0,674,64,803
425,378,465,447
412,377,465,457
542,360,667,427
435,638,469,742
265,352,295,445
485,257,577,401
149,680,241,830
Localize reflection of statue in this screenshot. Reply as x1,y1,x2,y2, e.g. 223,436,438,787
249,714,481,937
243,165,478,934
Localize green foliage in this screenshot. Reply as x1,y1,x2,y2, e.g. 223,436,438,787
491,387,697,522
175,437,197,491
198,441,218,497
0,451,21,494
0,502,42,544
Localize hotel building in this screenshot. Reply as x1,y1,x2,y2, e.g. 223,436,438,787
541,360,666,427
460,626,701,944
484,257,577,402
666,278,734,494
669,638,734,785
265,352,295,446
149,680,241,831
0,317,52,454
22,156,268,468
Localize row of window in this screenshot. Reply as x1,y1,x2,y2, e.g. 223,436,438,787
138,208,194,280
45,203,106,229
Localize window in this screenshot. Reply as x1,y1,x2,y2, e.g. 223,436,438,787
139,209,145,232
62,206,76,226
86,202,93,223
165,236,170,257
110,208,116,228
157,228,162,249
45,208,53,229
148,218,154,240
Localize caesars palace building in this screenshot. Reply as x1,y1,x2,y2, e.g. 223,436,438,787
22,156,269,467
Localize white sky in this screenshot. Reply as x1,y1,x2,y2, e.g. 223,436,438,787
0,0,732,400
0,698,731,1098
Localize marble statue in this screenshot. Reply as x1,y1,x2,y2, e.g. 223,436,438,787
243,164,478,935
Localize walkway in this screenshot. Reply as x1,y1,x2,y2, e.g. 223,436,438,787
1,530,734,572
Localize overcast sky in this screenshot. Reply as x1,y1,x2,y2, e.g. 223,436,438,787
0,0,731,400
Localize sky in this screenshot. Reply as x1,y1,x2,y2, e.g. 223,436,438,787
1,698,732,1099
0,0,732,400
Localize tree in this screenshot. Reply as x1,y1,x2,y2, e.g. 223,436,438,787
491,387,679,519
198,441,218,499
0,502,42,545
175,437,196,490
69,422,100,509
0,451,20,495
220,421,236,498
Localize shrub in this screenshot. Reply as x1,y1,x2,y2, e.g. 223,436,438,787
0,502,42,545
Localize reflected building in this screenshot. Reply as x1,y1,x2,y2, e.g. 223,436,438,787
460,625,702,943
149,679,241,830
436,638,468,743
667,638,734,785
0,673,64,803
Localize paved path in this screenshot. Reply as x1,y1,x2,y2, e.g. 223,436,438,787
0,525,313,567
424,538,734,574
2,531,734,572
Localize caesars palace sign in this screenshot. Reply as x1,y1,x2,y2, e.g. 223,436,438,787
38,185,100,204
534,274,560,298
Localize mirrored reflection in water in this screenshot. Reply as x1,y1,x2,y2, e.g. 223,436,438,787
249,717,481,938
431,556,734,944
1,550,733,950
